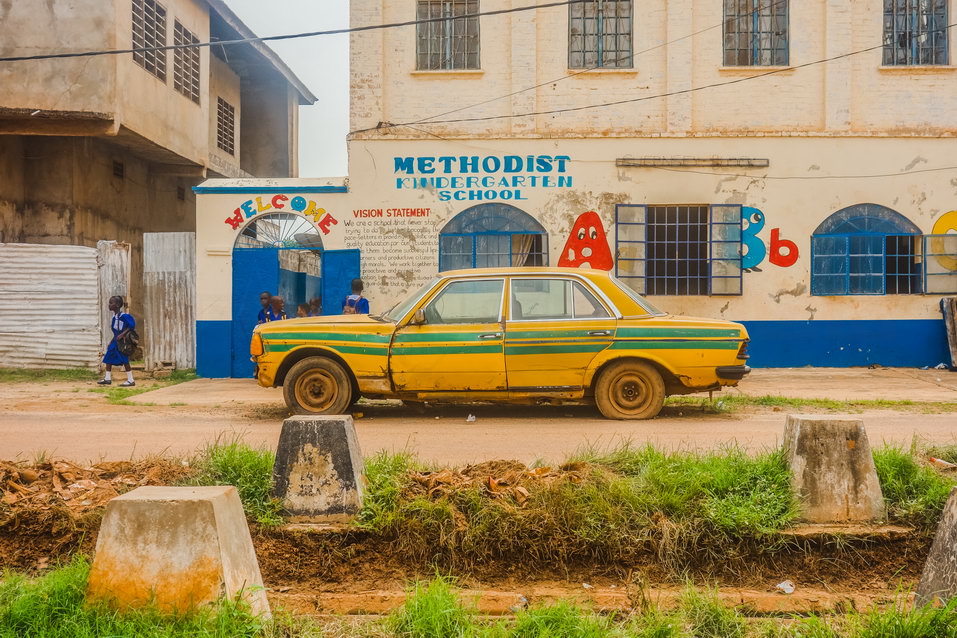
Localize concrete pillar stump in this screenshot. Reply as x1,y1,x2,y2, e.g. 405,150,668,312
917,487,957,604
87,486,269,616
783,415,886,523
272,415,365,523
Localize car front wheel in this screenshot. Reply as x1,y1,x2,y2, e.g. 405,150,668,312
283,356,353,415
594,360,665,420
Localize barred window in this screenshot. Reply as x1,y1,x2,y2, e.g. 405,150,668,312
132,0,167,81
173,21,200,103
616,205,743,296
883,0,948,65
723,0,788,66
216,97,235,156
568,0,633,69
416,0,480,70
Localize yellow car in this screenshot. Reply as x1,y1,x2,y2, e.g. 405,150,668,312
250,268,750,419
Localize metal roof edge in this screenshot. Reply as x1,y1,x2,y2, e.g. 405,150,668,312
205,0,318,105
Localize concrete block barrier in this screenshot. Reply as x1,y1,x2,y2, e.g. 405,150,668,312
272,414,365,523
917,487,957,604
783,415,886,523
87,486,269,616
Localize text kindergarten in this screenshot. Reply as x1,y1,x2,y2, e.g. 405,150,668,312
394,155,572,201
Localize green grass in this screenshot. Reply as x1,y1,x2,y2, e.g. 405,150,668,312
874,445,955,529
0,556,267,638
0,368,98,383
183,437,283,527
665,394,957,414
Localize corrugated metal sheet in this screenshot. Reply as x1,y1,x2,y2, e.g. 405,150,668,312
0,243,101,369
143,233,196,369
97,241,131,354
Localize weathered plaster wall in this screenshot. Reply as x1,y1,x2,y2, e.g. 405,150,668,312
0,0,116,116
2,136,198,318
208,55,243,177
349,0,957,139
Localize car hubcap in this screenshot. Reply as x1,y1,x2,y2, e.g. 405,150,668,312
295,369,339,411
612,372,651,413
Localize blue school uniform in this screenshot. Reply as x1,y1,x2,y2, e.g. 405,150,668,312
265,308,287,322
257,309,268,324
103,312,135,366
341,295,370,314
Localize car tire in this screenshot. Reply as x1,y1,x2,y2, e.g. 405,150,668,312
594,359,665,420
283,356,353,415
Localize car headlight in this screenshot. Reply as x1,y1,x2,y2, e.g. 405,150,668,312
250,333,264,357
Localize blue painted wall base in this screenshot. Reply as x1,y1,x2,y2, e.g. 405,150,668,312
740,319,951,368
196,321,232,378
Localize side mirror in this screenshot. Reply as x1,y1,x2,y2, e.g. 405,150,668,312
411,309,427,325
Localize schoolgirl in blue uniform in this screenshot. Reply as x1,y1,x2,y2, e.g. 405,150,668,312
99,295,136,387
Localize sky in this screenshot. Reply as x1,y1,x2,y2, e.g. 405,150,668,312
225,1,350,177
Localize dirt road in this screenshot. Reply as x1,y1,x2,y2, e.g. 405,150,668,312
1,368,955,464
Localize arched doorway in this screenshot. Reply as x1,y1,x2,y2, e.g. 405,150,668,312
811,203,922,296
438,203,548,271
230,213,359,377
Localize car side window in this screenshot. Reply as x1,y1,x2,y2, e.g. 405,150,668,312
572,282,611,318
423,279,504,324
510,279,574,321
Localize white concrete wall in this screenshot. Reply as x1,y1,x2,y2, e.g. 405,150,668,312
195,136,957,324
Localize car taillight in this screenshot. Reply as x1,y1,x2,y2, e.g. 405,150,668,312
250,333,264,356
737,340,750,360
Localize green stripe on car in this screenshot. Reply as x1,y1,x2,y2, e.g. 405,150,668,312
616,327,741,339
611,340,741,350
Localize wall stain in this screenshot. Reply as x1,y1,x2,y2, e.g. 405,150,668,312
808,164,821,172
805,305,818,321
903,156,928,171
719,301,730,316
769,283,807,303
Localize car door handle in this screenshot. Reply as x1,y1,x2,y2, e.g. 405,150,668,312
477,332,502,340
587,330,612,337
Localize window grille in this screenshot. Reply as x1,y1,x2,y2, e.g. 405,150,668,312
416,0,480,70
568,0,633,69
615,204,743,296
438,204,548,271
883,0,948,65
216,97,235,156
723,0,788,66
173,21,200,103
924,234,957,294
132,0,167,81
810,204,933,295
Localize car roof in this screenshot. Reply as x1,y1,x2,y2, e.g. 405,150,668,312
439,267,612,279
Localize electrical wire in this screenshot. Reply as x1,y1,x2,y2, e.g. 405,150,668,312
0,0,587,63
354,22,956,132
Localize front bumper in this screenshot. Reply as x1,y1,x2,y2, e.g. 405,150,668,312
716,365,751,381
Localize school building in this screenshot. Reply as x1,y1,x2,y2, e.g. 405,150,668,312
194,0,957,378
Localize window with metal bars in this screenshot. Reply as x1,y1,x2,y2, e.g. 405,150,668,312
883,0,948,65
568,0,633,69
438,204,548,271
808,204,953,295
615,204,743,296
216,97,235,156
132,0,167,81
416,0,480,70
173,21,200,103
723,0,788,66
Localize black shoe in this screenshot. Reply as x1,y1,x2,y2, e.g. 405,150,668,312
97,379,112,385
119,380,135,387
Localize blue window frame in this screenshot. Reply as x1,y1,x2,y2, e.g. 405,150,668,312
615,204,743,296
723,0,789,66
438,204,548,271
811,204,923,295
883,0,948,66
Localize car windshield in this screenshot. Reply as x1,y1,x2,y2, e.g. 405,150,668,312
609,276,666,316
379,278,440,323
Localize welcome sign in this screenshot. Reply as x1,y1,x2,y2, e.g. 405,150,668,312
393,154,573,201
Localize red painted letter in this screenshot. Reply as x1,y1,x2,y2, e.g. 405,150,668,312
271,194,288,209
317,212,339,235
769,228,799,267
224,208,244,229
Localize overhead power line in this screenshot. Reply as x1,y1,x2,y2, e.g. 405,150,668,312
354,22,956,133
0,0,586,63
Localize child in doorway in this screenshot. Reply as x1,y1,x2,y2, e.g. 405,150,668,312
266,296,287,321
257,291,272,324
99,295,135,387
342,279,369,315
308,297,322,317
296,303,309,318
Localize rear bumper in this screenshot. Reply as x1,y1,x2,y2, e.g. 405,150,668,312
716,365,751,381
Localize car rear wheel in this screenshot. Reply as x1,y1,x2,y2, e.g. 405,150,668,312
594,360,665,420
283,356,353,415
